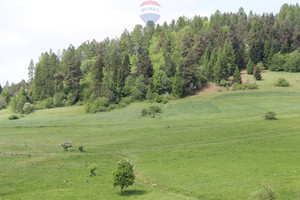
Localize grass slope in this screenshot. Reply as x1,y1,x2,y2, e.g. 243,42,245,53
0,71,299,200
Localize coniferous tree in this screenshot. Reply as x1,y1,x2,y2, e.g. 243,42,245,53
136,47,153,80
28,59,35,82
117,53,131,89
91,49,105,97
233,66,242,84
63,45,82,100
0,84,2,95
172,72,184,97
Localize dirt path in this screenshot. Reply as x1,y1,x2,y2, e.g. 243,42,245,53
196,84,217,96
241,70,248,84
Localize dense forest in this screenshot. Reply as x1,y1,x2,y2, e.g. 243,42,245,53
0,4,300,114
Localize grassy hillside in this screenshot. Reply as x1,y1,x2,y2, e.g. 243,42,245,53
0,71,299,200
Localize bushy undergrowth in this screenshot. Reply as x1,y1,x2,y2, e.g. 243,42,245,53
248,183,276,200
8,115,19,120
23,102,35,114
274,78,290,87
264,111,277,120
61,141,72,151
0,97,7,110
232,83,259,91
141,106,162,118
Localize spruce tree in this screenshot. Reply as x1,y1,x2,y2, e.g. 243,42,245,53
28,59,35,82
91,50,104,96
233,66,242,84
172,72,184,97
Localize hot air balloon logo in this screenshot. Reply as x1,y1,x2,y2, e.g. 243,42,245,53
140,0,161,25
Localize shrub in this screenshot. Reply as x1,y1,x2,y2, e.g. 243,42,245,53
148,106,162,118
0,97,7,110
254,66,262,80
248,183,276,200
78,146,84,152
141,108,148,116
161,97,169,104
232,83,247,91
53,93,65,107
219,79,231,87
247,59,255,75
274,78,290,87
67,92,76,106
86,97,110,113
23,102,35,114
120,96,134,105
61,141,72,151
264,111,276,120
88,164,98,176
43,97,54,109
247,83,259,90
154,93,162,103
8,115,19,120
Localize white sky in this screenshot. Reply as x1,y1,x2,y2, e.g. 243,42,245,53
0,0,299,86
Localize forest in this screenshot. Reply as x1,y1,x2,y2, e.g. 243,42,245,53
0,3,299,114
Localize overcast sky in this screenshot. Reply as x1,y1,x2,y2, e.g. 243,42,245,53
0,0,299,86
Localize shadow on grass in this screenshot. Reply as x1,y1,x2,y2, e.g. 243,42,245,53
121,189,147,196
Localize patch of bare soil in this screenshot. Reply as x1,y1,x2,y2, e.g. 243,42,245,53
196,84,217,96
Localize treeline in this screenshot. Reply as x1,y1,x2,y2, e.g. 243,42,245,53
0,4,300,113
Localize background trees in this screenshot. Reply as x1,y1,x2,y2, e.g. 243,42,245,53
2,3,300,112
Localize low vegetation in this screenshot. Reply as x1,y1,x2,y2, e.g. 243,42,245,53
60,141,72,151
264,111,277,120
274,78,290,87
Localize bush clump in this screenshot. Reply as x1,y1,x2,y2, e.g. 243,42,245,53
61,141,72,151
264,111,276,120
85,97,110,113
232,83,259,91
274,78,290,87
8,115,19,120
141,106,162,118
248,183,276,200
23,102,35,114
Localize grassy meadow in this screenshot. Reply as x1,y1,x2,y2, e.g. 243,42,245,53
0,71,300,199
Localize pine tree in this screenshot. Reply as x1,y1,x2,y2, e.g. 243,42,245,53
91,50,105,96
233,66,242,84
136,47,153,80
0,84,2,95
254,66,262,80
117,53,131,89
163,53,176,77
28,59,35,82
172,72,184,97
63,45,82,99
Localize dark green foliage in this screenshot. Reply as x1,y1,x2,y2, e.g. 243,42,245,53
254,64,263,80
88,164,97,176
233,66,242,84
172,72,184,98
78,146,84,152
148,106,162,118
264,111,277,120
17,3,300,113
141,108,148,116
0,84,2,95
113,159,135,195
63,45,82,101
274,78,290,87
0,97,7,110
60,141,72,151
270,53,286,71
8,115,19,120
246,59,255,75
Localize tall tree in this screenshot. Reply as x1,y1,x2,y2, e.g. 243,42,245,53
28,59,35,82
63,45,82,100
136,47,153,80
91,48,105,96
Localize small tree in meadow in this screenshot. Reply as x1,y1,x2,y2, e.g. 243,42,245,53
113,159,135,195
61,141,72,151
248,183,276,200
88,164,97,176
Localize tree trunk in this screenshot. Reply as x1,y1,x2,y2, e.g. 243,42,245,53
120,186,123,195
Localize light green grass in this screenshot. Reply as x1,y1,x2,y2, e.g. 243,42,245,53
0,71,299,199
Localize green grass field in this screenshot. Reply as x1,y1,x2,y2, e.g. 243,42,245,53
0,71,300,199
